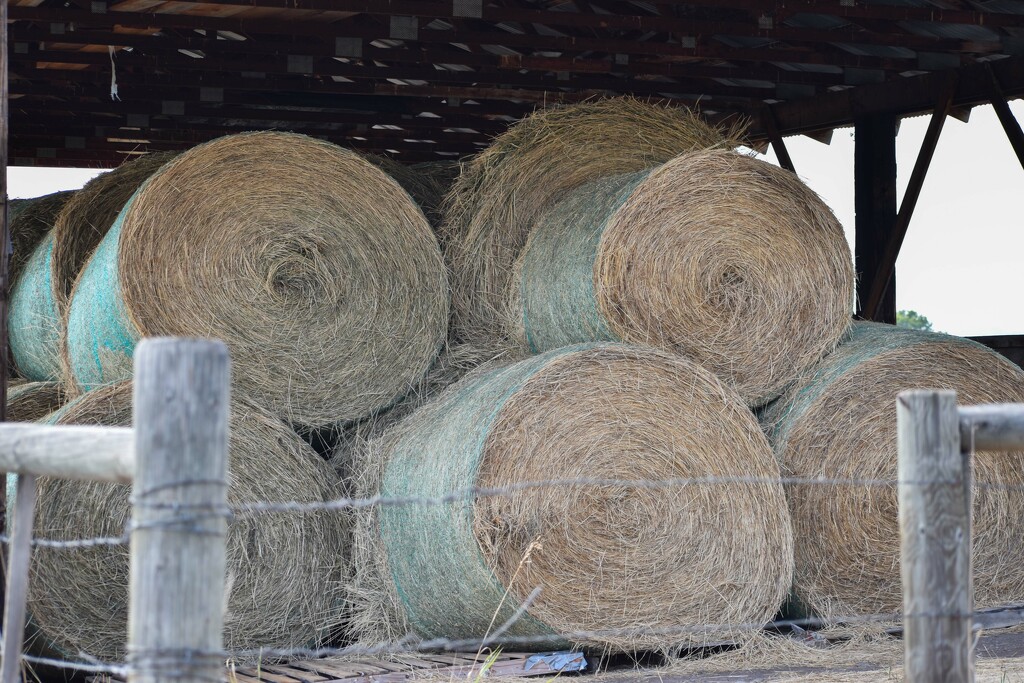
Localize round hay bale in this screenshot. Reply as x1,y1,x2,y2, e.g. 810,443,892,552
353,343,793,652
6,381,65,422
10,233,62,380
760,322,1024,619
50,151,177,315
28,381,348,662
443,97,741,346
509,149,854,406
8,191,74,289
365,156,458,230
65,132,448,426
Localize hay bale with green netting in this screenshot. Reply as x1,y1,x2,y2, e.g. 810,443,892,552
8,191,76,379
507,149,853,406
8,191,74,289
443,97,742,347
28,381,348,662
10,233,64,380
350,343,793,653
760,322,1024,620
50,151,177,316
6,381,65,422
64,131,448,427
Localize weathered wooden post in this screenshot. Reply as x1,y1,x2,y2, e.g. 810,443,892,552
897,389,972,683
128,338,230,683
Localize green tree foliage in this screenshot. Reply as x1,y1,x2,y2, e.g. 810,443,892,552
897,310,934,332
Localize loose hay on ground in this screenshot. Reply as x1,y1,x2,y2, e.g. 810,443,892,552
64,132,449,427
510,150,854,406
761,322,1024,620
351,343,793,654
443,97,741,347
28,381,349,662
50,151,178,315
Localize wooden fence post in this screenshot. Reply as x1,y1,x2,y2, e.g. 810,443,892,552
897,389,973,683
0,473,36,683
128,338,230,683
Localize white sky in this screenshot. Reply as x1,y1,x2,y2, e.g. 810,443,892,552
8,99,1024,336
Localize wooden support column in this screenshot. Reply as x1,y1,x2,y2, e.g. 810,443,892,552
1,0,13,654
862,77,957,321
763,105,796,173
855,113,898,324
987,65,1024,173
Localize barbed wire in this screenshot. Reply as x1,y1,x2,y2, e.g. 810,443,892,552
6,470,1022,549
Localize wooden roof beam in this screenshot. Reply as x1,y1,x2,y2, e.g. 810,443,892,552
9,6,942,70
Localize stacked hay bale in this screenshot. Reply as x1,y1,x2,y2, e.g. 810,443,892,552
65,131,449,428
349,344,794,653
342,97,856,654
366,155,459,230
6,381,65,422
9,191,75,290
444,97,742,349
761,323,1024,620
8,191,76,380
443,99,854,406
10,153,174,383
13,131,453,661
28,382,348,661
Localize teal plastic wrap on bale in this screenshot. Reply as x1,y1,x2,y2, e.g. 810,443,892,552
760,322,1024,621
379,348,573,645
10,234,62,380
367,342,794,653
516,171,645,352
65,197,140,390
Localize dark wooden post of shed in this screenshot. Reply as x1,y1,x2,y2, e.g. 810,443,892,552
0,0,12,625
854,114,898,324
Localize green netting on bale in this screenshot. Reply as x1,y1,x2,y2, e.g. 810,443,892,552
515,172,647,353
379,347,574,643
65,196,140,391
760,321,1024,620
760,322,1000,450
11,234,62,381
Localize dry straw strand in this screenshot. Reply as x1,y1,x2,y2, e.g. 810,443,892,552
443,96,742,347
50,151,178,315
352,343,793,654
64,132,449,427
761,322,1024,620
28,381,349,662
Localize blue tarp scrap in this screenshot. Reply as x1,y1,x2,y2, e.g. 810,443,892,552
523,651,587,673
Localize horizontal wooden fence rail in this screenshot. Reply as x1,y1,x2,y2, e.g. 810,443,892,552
0,424,134,482
959,403,1024,452
899,391,1024,683
0,337,230,683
